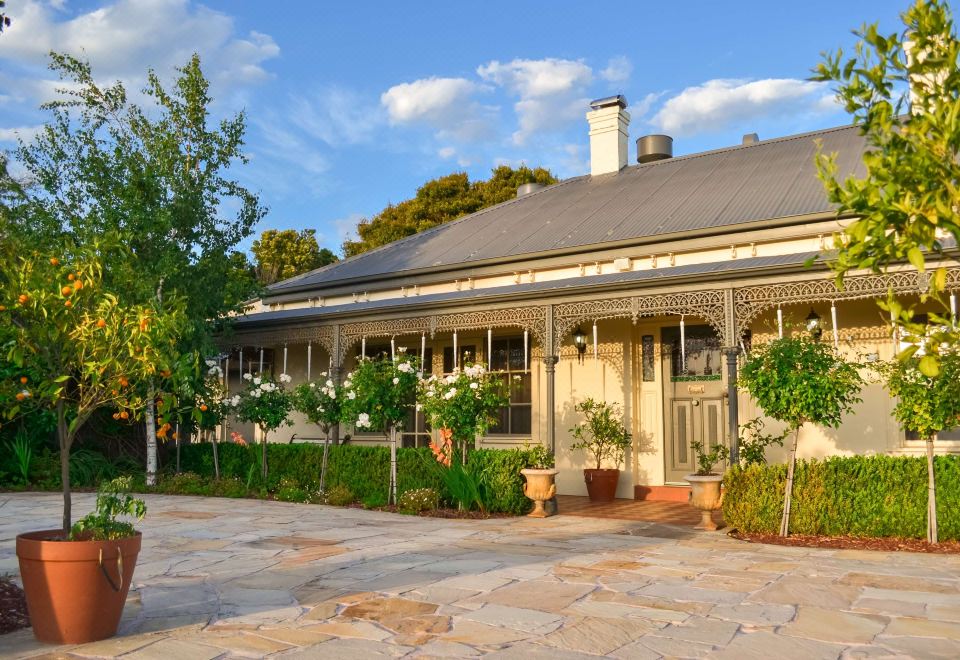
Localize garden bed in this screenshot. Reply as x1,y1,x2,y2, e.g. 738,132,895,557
346,503,515,519
0,576,30,635
730,531,960,554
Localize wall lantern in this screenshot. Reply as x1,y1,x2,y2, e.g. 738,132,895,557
805,308,823,340
572,326,588,363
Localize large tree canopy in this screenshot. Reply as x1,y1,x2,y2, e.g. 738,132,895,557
342,165,557,257
815,0,960,375
252,228,337,285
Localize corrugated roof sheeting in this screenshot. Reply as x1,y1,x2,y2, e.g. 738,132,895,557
270,125,866,291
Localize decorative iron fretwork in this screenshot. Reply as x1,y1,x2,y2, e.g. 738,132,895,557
339,317,431,363
435,307,547,346
223,325,335,356
554,290,728,349
734,268,960,338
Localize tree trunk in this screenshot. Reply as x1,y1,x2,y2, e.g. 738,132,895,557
210,428,220,480
926,434,938,544
389,426,398,505
57,399,71,537
261,426,268,482
319,425,330,494
779,425,801,537
145,388,157,486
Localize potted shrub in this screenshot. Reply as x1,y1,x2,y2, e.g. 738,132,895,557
739,335,863,537
340,353,420,505
230,371,293,483
685,441,730,530
569,398,631,502
1,244,186,643
520,444,557,518
878,351,960,544
292,371,343,493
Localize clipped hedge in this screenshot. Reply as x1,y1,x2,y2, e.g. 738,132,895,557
177,442,541,514
724,455,960,540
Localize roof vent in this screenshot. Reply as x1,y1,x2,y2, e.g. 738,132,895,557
636,135,673,164
742,133,759,145
517,182,545,198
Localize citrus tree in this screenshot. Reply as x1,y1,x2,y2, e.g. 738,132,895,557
340,353,420,504
230,372,293,481
878,352,960,543
292,372,343,493
738,335,864,537
0,241,187,535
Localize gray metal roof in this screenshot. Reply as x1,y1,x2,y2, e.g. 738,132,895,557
271,123,866,292
236,251,820,328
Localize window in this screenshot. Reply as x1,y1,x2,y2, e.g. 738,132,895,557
662,325,722,381
488,337,532,436
443,345,476,372
641,335,655,382
402,347,432,448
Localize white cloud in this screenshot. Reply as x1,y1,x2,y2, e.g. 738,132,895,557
0,125,43,144
477,58,592,145
437,146,456,159
380,77,496,142
600,56,632,84
650,78,835,137
332,213,364,247
289,87,384,147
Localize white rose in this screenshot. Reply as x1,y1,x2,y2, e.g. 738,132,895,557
260,383,270,391
470,382,478,390
445,375,456,384
444,388,457,400
310,383,316,388
346,372,353,379
325,379,334,388
243,372,253,381
253,377,262,385
392,377,399,385
329,390,337,399
397,362,412,373
348,391,356,400
344,380,352,387
279,373,292,383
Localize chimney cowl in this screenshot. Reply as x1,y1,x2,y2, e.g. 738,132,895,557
742,133,759,145
516,182,545,198
589,94,628,110
636,134,673,164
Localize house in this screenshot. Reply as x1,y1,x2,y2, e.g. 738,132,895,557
224,95,960,500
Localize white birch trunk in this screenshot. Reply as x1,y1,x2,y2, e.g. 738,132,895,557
145,389,157,486
389,425,398,505
779,425,800,538
927,434,938,544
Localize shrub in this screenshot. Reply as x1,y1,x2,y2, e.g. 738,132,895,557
325,483,354,506
724,455,960,540
156,472,208,495
210,477,248,498
398,487,439,514
362,491,388,509
275,476,312,503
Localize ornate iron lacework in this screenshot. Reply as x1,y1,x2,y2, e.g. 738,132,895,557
435,307,547,346
734,268,960,337
339,317,432,363
222,325,335,355
553,290,729,348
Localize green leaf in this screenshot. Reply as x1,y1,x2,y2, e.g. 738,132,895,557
907,247,925,273
919,355,940,378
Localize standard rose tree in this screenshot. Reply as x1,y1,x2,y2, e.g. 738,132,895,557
1,242,187,535
229,371,293,482
292,372,343,493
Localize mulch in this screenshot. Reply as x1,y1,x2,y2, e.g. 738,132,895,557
347,503,514,519
0,576,30,635
730,530,960,554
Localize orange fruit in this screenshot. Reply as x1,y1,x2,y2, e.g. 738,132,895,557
18,294,28,304
120,411,129,420
64,300,72,308
15,392,25,401
160,369,171,378
96,319,106,328
112,413,120,420
200,404,208,412
20,376,27,384
67,273,75,281
0,305,5,311
74,280,83,290
61,286,73,296
119,377,129,387
111,389,118,396
50,257,59,266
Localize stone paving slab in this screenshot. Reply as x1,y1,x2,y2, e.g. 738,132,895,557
2,492,960,658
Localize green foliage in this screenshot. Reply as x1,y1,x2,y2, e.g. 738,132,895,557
324,483,354,506
361,491,388,509
525,443,554,469
877,352,960,440
724,455,960,540
428,458,485,511
340,355,420,435
419,362,509,449
69,477,145,541
252,229,337,285
569,398,631,470
275,476,314,503
342,166,558,257
230,373,293,434
737,418,787,466
156,472,208,495
6,429,32,484
398,487,440,514
738,336,864,431
690,441,730,476
814,0,960,365
292,374,342,432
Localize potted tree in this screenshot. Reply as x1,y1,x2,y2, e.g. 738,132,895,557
520,444,557,518
2,244,186,643
230,370,293,483
879,351,960,544
419,361,509,511
292,371,343,494
569,398,631,502
340,353,420,505
739,335,863,537
685,441,730,530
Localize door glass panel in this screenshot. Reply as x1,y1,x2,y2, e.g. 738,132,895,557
641,335,655,382
661,325,722,381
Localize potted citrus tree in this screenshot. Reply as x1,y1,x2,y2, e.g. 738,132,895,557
230,371,293,483
569,398,631,502
878,351,960,544
685,441,730,530
739,334,863,537
292,371,343,494
1,243,186,643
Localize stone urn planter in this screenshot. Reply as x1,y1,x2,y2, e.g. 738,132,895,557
16,530,141,644
584,468,619,502
521,468,558,517
684,474,724,531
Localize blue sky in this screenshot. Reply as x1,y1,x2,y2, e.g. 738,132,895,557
0,0,908,255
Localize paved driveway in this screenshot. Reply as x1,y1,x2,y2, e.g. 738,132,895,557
1,493,959,658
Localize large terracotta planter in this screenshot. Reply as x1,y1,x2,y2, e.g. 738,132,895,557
16,530,141,644
583,468,619,502
521,468,558,517
684,474,724,531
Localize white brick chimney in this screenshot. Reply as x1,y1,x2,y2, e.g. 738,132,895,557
586,95,630,176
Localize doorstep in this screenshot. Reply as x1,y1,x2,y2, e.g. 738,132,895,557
635,484,691,502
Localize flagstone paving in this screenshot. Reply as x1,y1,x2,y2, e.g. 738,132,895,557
1,493,959,658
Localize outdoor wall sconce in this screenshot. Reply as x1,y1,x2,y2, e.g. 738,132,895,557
572,326,588,363
805,308,823,340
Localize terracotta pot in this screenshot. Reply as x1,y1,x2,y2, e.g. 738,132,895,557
521,468,558,518
16,530,141,644
583,468,619,502
684,474,724,531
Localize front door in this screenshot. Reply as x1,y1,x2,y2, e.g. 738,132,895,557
662,325,727,483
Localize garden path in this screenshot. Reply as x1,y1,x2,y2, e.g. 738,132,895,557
1,493,959,658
